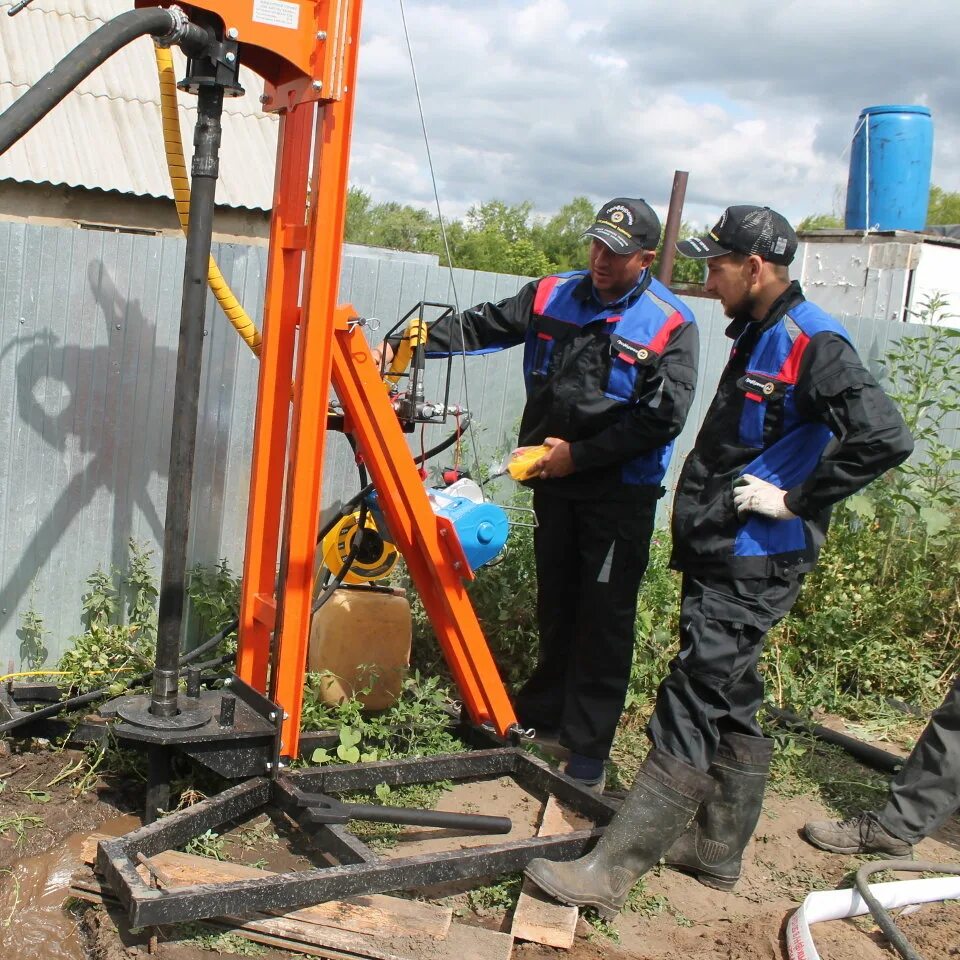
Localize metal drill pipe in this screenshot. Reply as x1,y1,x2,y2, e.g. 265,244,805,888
152,82,225,718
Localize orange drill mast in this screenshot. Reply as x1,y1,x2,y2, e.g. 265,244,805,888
132,0,518,758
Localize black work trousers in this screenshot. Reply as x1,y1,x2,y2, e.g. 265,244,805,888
648,572,802,771
515,489,656,760
877,673,960,844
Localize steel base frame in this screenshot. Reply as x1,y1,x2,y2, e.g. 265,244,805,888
96,747,617,928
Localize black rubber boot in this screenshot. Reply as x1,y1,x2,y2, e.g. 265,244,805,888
664,732,774,891
524,748,714,920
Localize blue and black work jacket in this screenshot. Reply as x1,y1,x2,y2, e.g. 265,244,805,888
671,281,913,578
422,270,699,502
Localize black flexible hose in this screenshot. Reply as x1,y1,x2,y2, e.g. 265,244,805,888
0,617,238,734
315,414,474,545
764,704,904,774
0,8,209,156
854,859,960,960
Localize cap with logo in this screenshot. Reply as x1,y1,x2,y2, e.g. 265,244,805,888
676,205,798,265
582,198,662,254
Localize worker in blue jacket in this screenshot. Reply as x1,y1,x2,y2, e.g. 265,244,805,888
375,198,699,788
525,205,914,918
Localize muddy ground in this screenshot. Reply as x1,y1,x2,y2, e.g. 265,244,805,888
0,735,958,960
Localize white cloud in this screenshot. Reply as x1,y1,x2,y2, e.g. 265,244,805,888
350,1,960,228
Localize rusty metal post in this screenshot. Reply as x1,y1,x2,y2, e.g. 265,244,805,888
658,170,689,286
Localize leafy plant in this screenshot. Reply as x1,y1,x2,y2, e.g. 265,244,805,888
187,558,241,644
17,597,48,671
467,874,523,913
184,829,226,860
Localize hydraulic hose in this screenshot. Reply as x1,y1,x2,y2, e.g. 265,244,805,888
765,704,904,775
0,615,238,735
855,860,960,960
0,7,209,156
154,44,262,356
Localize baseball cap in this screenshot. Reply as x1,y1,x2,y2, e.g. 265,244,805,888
582,198,662,254
676,205,798,265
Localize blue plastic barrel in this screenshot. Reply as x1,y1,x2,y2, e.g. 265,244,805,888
844,105,933,231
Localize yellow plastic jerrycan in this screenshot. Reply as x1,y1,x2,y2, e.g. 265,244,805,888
307,586,412,709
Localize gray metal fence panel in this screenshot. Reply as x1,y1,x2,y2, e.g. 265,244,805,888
0,221,954,668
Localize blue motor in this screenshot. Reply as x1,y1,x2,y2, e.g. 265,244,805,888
427,480,509,571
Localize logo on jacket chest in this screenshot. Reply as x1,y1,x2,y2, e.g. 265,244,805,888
610,334,656,366
737,373,787,398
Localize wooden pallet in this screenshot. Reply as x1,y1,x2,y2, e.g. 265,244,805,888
75,836,513,960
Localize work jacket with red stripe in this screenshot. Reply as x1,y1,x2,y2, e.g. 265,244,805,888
422,270,699,501
671,281,914,577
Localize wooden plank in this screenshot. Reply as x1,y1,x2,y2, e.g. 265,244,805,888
81,835,451,940
441,923,514,960
509,795,580,949
72,876,510,960
510,886,578,950
70,877,416,960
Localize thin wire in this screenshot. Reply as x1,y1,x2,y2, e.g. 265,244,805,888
397,0,486,491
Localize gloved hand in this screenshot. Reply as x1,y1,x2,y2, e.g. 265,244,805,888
732,474,797,520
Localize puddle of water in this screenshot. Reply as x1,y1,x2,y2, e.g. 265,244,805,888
0,833,87,960
0,814,142,960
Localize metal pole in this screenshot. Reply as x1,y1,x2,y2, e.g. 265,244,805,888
151,81,225,719
657,170,689,287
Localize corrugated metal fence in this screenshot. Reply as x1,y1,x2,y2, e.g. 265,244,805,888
0,221,953,666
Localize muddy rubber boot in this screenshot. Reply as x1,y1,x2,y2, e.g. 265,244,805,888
664,732,773,891
523,748,714,920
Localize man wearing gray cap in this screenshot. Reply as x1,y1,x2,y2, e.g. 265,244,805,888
374,198,699,787
525,204,913,917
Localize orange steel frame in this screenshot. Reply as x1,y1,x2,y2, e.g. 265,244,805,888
147,1,517,757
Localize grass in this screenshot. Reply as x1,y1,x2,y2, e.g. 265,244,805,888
767,729,891,817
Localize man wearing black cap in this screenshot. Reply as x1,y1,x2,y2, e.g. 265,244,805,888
525,204,913,917
374,198,699,787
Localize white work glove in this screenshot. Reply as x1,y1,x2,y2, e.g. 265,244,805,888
732,474,797,520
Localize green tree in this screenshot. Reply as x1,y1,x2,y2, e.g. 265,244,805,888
532,196,594,271
797,213,843,231
927,185,960,226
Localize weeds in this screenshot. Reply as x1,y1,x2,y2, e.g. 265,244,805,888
184,829,227,860
0,814,44,849
467,873,523,913
176,923,266,956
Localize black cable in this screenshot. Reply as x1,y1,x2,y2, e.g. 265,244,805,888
0,618,238,734
315,414,473,545
854,859,960,960
0,8,210,156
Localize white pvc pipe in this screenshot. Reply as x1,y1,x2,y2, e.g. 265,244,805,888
786,876,960,960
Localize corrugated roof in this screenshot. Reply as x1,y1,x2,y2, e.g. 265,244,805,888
0,0,279,210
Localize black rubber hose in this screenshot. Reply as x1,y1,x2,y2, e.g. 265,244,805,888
0,9,210,156
316,414,474,545
764,704,904,775
854,859,960,960
0,617,238,734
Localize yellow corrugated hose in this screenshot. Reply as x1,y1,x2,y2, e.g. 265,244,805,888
154,44,262,357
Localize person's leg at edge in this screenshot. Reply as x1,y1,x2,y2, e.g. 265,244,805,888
805,673,960,856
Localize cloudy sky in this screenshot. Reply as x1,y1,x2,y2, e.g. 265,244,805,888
347,0,960,229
